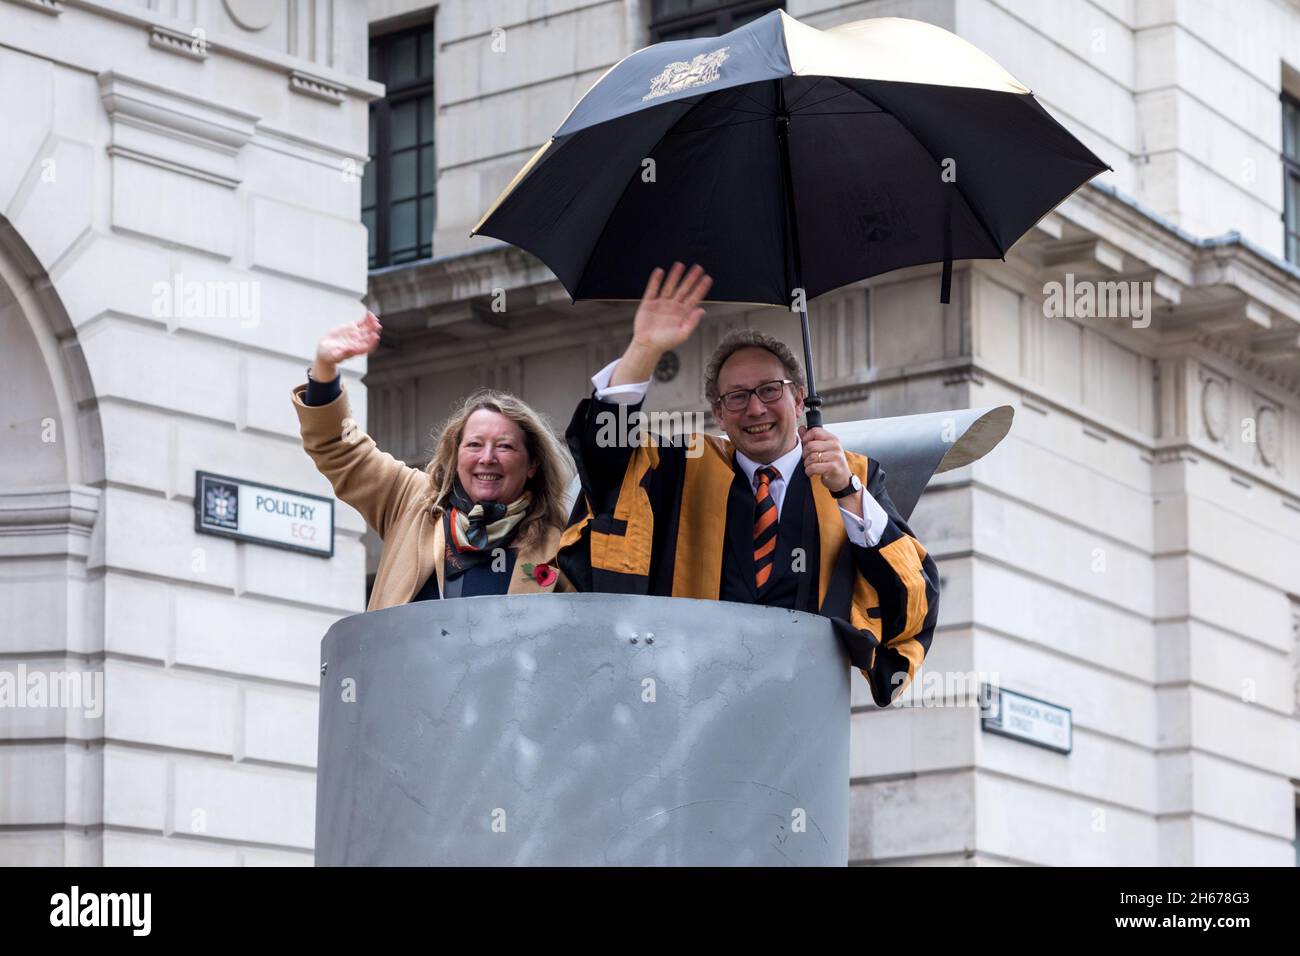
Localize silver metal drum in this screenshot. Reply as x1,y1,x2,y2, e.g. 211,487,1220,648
830,404,1014,520
315,593,849,866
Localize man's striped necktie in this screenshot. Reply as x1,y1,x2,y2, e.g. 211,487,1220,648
753,465,781,590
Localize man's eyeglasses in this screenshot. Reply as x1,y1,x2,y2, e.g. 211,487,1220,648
716,379,796,413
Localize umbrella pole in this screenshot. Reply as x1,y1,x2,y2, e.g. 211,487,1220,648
775,87,823,429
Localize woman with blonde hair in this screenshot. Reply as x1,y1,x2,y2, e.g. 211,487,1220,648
291,312,572,610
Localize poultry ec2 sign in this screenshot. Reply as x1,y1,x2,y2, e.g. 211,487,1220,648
195,471,333,557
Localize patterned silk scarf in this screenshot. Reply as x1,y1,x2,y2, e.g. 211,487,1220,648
441,477,532,580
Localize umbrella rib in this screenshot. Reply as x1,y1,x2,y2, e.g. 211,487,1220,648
789,87,868,114
784,76,827,112
667,115,775,135
829,77,1007,258
676,95,772,117
735,88,776,116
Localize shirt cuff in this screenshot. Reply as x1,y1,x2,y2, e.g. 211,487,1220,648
592,357,652,405
840,487,888,548
304,371,342,407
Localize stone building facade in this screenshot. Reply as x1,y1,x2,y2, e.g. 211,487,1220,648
1,0,374,864
365,0,1300,866
1,0,1297,866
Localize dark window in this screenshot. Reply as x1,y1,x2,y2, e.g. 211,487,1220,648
1284,93,1300,266
1293,797,1299,866
365,23,435,269
649,0,784,43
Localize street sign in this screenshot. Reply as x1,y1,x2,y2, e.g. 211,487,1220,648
194,470,333,557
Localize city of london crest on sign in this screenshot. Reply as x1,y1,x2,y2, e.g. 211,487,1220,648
643,46,730,101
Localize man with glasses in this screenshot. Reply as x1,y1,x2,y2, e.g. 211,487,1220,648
558,263,939,706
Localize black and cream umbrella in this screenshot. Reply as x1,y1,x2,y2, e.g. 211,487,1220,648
473,10,1109,425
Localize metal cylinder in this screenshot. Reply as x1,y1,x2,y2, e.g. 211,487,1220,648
315,592,849,866
830,404,1014,519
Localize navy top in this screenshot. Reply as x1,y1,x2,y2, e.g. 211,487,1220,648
301,372,515,600
304,371,343,407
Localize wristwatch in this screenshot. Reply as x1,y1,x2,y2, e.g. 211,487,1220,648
831,474,862,499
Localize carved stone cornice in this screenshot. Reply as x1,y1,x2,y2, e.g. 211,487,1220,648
4,0,63,14
0,486,100,560
149,24,209,62
1196,331,1299,394
97,70,259,188
289,69,347,105
50,0,382,103
368,245,564,317
1020,183,1300,394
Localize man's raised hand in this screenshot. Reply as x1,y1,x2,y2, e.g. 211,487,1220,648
610,263,712,387
632,262,713,352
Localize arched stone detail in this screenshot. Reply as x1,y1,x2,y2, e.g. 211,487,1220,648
0,214,106,866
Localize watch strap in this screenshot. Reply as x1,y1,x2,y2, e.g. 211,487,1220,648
831,475,860,499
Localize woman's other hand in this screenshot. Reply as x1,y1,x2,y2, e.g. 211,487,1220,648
312,311,382,382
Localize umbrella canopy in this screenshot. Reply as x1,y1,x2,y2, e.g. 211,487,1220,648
473,10,1108,306
473,10,1108,425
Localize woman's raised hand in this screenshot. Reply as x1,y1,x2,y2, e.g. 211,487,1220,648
312,311,382,381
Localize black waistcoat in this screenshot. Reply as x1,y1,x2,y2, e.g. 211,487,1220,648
719,461,818,611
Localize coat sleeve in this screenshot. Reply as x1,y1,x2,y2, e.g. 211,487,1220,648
559,393,640,595
559,393,681,595
833,458,941,707
564,393,642,514
290,381,429,540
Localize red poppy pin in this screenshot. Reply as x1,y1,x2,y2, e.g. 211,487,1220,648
521,562,558,588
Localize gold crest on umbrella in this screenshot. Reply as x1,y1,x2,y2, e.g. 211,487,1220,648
643,47,730,101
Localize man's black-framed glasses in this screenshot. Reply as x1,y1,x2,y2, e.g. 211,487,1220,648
717,379,796,412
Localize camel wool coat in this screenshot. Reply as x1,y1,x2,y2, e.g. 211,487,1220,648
291,381,565,611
